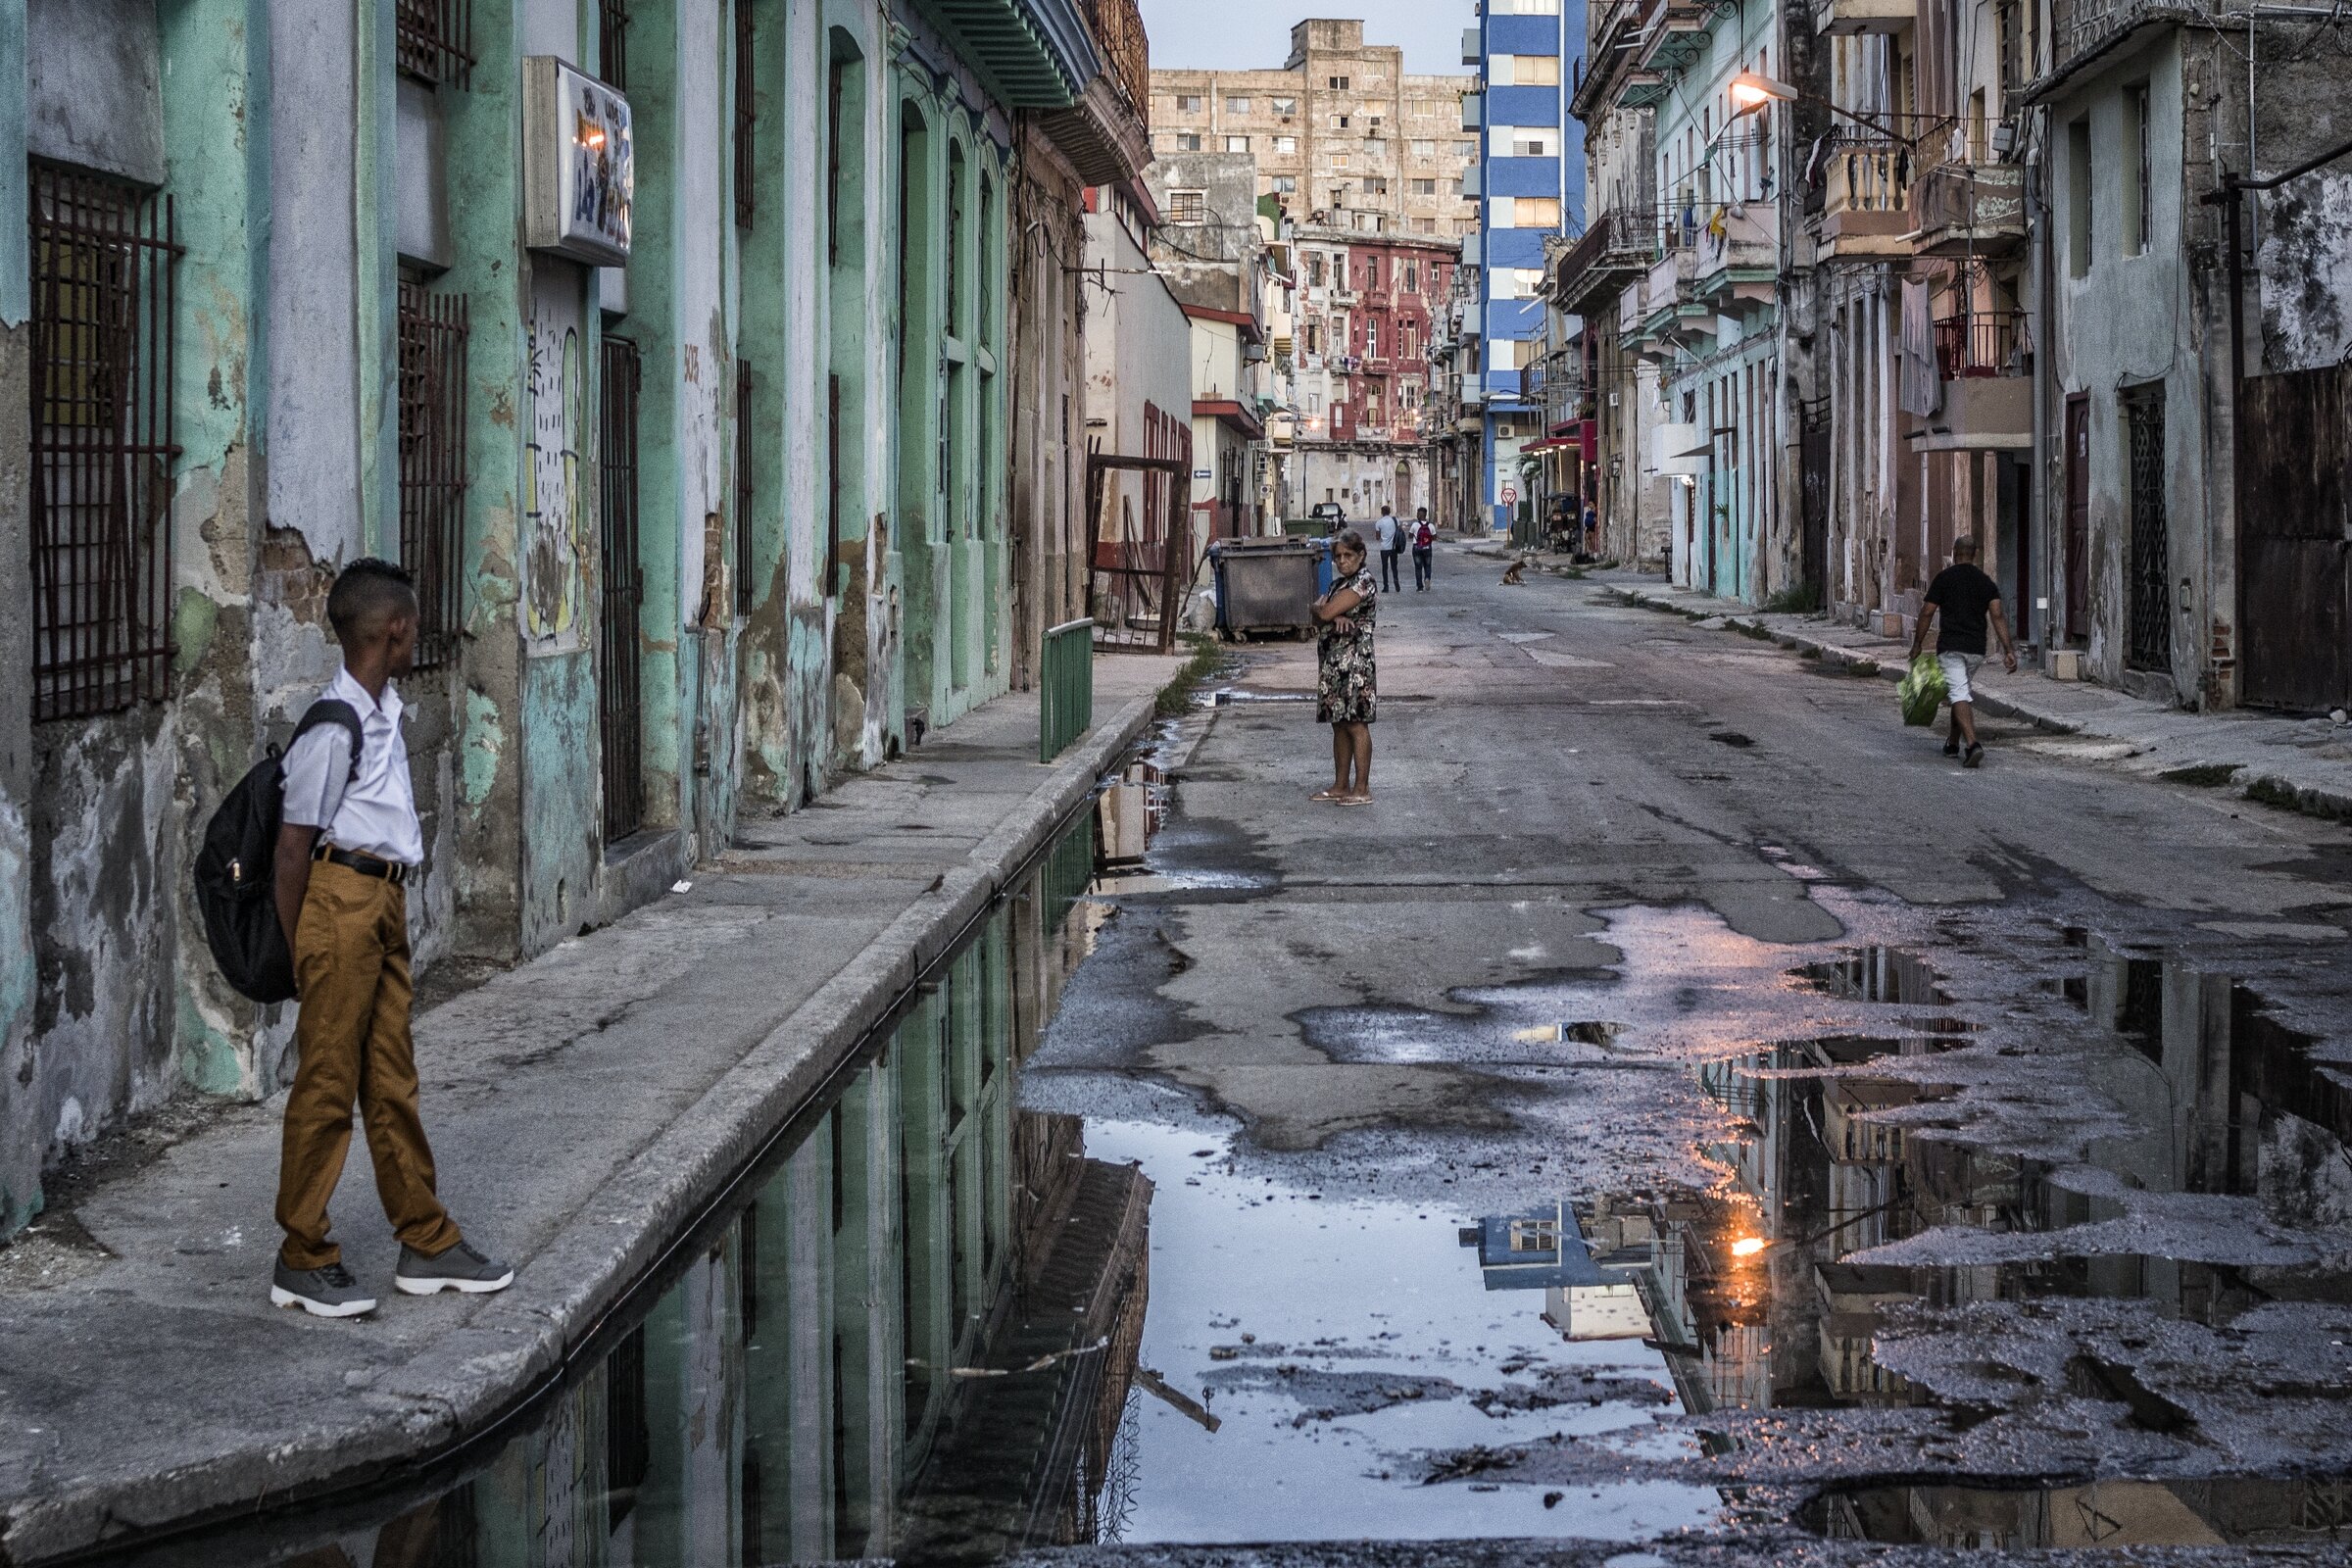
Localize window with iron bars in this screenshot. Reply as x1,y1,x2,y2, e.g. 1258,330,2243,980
397,278,469,668
396,0,473,87
736,359,756,615
28,164,181,722
734,0,755,226
599,336,646,843
599,0,630,87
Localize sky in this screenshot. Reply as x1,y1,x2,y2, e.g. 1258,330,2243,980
1139,0,1476,77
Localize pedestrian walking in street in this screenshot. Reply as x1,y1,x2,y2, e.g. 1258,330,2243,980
1311,531,1378,805
270,560,513,1317
1375,505,1403,593
1907,536,2019,768
1410,509,1436,590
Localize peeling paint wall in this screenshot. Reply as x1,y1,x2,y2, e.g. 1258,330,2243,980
2258,172,2352,374
0,0,39,1233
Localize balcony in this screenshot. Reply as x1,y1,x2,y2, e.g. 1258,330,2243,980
1462,165,1484,198
1812,138,1913,260
1910,160,2026,257
2051,0,2198,75
1462,24,1480,65
1690,203,1778,313
1552,208,1655,314
1920,311,2032,451
1461,93,1484,130
1034,0,1152,182
1636,0,1714,74
1933,311,2028,379
1816,0,1914,31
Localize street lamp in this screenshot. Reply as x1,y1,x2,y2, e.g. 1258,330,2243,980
1727,69,1913,144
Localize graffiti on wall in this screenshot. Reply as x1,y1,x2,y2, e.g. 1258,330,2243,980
524,314,587,649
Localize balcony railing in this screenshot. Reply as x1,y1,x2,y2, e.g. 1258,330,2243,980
1933,311,2028,378
1552,208,1655,310
1087,0,1150,128
1910,160,2026,254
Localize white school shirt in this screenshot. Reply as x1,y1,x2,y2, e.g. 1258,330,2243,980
280,667,425,866
1375,514,1398,551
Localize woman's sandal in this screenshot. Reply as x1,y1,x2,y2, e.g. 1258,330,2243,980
1336,794,1373,807
1310,788,1348,802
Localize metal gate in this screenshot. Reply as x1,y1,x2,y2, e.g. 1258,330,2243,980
2064,394,2089,642
2124,385,2171,671
2239,363,2352,710
599,335,646,842
1084,439,1192,654
1799,397,1830,610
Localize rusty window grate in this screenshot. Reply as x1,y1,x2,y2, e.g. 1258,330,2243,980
397,278,469,668
28,165,180,723
827,371,843,597
2124,384,2171,672
827,52,846,267
734,1,755,226
396,0,473,88
599,336,645,842
736,359,755,616
599,0,630,88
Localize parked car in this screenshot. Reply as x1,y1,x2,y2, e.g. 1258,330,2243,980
1308,502,1348,534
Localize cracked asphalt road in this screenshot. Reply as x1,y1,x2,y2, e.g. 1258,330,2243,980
1020,546,2352,1560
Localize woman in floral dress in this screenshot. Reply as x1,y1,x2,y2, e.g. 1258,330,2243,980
1311,531,1378,805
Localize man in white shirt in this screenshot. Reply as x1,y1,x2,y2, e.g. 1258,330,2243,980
269,559,511,1317
1375,507,1402,592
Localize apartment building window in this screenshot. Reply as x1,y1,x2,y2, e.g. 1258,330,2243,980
1174,132,1200,151
396,0,474,86
1410,177,1437,196
1366,319,1380,358
1169,188,1207,222
1271,173,1297,194
1511,131,1559,158
1330,153,1350,170
598,0,630,85
1225,135,1250,152
1305,323,1320,353
1454,139,1477,157
1172,93,1203,111
28,166,181,720
1274,135,1298,154
1492,0,1563,12
1329,75,1350,89
1363,176,1390,195
1493,196,1561,229
1273,97,1297,115
2067,116,2093,276
2126,83,2151,255
1407,100,1433,117
1364,257,1380,288
1363,139,1387,158
1354,212,1382,232
1227,95,1251,112
1307,257,1325,285
1453,217,1475,234
1404,262,1419,292
1495,54,1561,86
1331,115,1351,129
396,276,468,668
1409,139,1436,158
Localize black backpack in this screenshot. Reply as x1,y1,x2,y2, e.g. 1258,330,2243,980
193,701,363,1004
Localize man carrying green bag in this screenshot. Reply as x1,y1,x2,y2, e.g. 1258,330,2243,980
1899,654,1947,727
1906,537,2020,767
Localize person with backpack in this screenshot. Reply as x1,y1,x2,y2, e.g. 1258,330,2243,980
267,559,510,1316
1374,505,1403,593
1410,508,1436,591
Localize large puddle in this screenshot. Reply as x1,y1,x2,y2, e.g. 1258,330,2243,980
108,757,2352,1563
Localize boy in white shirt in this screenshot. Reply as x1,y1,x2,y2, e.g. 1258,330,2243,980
270,559,510,1317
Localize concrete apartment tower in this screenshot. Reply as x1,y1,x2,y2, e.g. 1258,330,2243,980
1467,0,1586,534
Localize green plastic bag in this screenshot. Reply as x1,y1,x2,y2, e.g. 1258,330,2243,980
1898,654,1947,726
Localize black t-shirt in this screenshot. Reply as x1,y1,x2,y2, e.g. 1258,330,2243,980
1925,563,2000,655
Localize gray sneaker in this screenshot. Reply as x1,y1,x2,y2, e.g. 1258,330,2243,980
395,1239,514,1296
271,1259,378,1318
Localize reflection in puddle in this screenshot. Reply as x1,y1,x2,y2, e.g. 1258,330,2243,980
1810,1478,2352,1549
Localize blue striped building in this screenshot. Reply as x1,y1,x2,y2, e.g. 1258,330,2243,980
1463,0,1585,532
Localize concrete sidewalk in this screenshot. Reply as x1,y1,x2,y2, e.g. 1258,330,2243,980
0,655,1178,1565
1471,545,2352,822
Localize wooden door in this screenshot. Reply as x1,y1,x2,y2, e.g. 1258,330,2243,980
2239,365,2352,710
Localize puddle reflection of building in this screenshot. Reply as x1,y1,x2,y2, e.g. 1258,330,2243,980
1609,939,2352,1445
1458,1202,1652,1341
1816,1477,2352,1549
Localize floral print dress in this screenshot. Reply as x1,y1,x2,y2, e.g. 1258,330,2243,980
1316,567,1379,724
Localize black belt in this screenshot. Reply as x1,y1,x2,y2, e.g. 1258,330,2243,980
314,843,411,885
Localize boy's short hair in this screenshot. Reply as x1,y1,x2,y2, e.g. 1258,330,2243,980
1952,536,1980,560
327,557,418,643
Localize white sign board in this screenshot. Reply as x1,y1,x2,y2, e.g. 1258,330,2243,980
523,57,633,266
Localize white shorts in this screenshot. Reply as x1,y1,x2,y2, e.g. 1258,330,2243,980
1938,652,1985,706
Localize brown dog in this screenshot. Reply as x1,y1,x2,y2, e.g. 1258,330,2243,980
1500,557,1529,585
